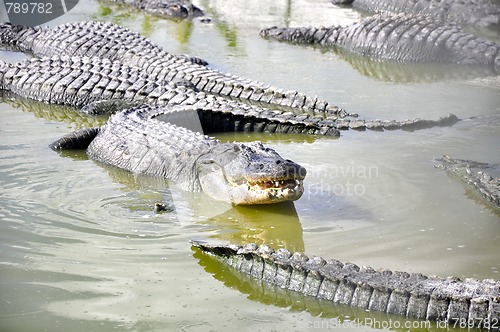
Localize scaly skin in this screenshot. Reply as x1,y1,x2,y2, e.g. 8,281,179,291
332,0,500,29
0,56,459,135
0,21,341,115
260,13,500,73
51,105,307,205
100,0,207,20
193,241,500,329
437,155,500,209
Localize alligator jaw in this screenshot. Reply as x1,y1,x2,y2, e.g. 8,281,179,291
197,141,307,205
230,178,305,205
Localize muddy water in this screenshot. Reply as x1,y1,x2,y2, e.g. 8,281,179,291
1,1,499,331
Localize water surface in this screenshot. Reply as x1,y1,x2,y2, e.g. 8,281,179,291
1,1,499,331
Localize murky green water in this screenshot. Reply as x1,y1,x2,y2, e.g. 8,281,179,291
1,1,499,331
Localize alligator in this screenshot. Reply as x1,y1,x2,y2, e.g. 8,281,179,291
330,0,500,30
0,21,342,116
260,13,500,73
437,155,500,209
49,104,308,205
0,22,461,205
99,0,207,21
193,241,500,329
0,55,459,133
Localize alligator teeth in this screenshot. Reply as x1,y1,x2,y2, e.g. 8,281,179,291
244,178,303,194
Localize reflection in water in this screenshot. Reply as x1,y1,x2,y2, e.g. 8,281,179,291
192,247,440,331
214,22,238,49
199,1,240,49
332,48,499,83
1,94,108,129
172,20,194,44
2,90,307,250
140,14,157,37
95,2,195,44
101,164,305,251
94,3,133,26
55,151,307,250
1,2,499,330
269,42,500,83
203,202,305,252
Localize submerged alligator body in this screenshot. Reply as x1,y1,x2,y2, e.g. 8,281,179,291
193,242,500,329
331,0,500,29
438,155,500,209
50,105,306,205
100,0,207,21
261,13,500,73
0,21,341,116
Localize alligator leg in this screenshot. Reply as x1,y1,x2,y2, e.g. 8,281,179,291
49,127,101,150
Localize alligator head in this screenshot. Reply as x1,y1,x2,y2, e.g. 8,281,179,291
195,142,306,205
144,0,206,19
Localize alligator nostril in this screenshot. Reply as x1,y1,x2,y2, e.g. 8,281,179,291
276,160,281,165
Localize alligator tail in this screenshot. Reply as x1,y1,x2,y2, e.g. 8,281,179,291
193,241,500,328
0,23,16,46
0,22,40,51
335,114,460,131
0,59,6,89
49,127,101,150
0,24,20,89
260,26,341,46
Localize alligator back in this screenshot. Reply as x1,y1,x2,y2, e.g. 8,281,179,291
86,106,216,183
336,13,500,65
0,21,340,115
0,56,175,107
349,0,500,29
194,242,500,328
261,13,500,71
